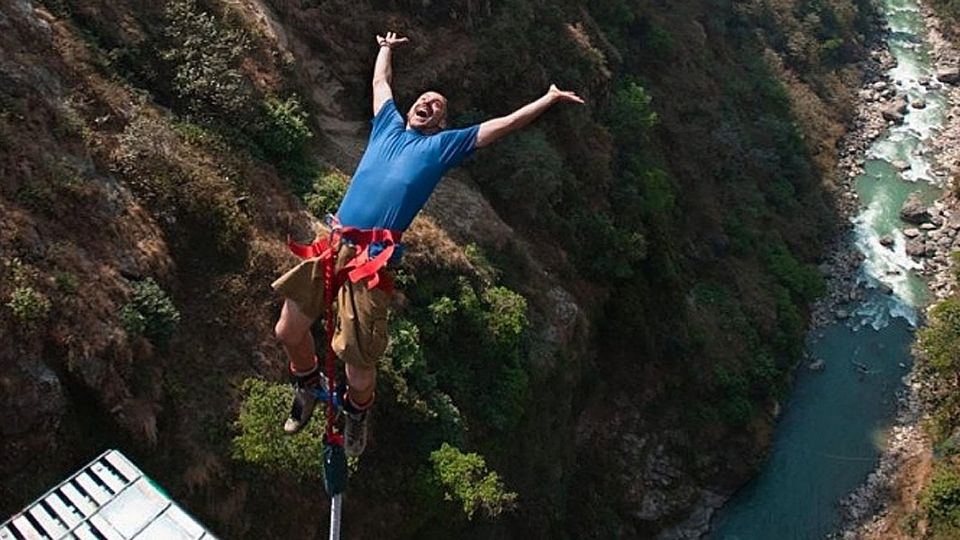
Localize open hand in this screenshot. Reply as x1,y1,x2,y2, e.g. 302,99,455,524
377,32,409,49
547,84,585,104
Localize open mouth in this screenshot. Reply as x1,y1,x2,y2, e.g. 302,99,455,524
415,106,431,119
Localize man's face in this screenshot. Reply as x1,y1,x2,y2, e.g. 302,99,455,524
406,92,448,134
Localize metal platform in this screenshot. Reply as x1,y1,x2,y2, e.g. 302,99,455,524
1,450,217,540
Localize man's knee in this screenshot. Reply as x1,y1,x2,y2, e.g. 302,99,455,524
345,364,377,393
275,299,313,346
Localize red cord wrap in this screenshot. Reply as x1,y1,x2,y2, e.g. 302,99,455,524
286,226,401,444
321,242,342,445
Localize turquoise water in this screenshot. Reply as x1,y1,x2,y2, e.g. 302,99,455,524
710,0,947,537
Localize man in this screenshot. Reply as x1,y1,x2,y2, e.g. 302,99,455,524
273,31,583,457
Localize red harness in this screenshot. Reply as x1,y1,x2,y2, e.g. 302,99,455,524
287,226,402,292
287,225,401,444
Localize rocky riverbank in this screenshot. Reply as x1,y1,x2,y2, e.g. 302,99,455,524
808,42,896,333
834,1,960,537
901,4,960,300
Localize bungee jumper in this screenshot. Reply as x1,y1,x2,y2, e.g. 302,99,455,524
272,30,582,464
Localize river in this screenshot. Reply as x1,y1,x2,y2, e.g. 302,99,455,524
709,0,948,537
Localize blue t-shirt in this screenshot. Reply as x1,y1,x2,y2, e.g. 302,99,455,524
336,99,479,231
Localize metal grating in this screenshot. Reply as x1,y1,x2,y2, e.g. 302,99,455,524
1,450,217,540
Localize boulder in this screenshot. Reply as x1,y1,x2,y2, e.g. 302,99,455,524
912,97,927,109
936,66,960,84
879,235,895,248
900,194,930,224
881,97,908,123
906,238,927,257
892,160,911,171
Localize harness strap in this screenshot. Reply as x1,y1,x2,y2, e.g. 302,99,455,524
287,225,402,293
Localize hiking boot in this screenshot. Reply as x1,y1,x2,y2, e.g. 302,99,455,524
343,408,370,457
283,364,328,434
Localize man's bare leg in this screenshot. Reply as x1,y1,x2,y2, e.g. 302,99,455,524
345,364,376,406
275,299,316,373
275,299,322,433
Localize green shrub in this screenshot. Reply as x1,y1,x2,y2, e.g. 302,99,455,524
922,466,960,534
471,128,571,221
464,243,499,285
119,278,180,345
453,282,531,431
161,0,250,120
713,366,753,425
764,238,825,302
303,169,349,216
481,286,528,346
54,272,79,294
644,22,675,57
429,442,517,519
637,167,675,220
571,210,647,279
428,296,457,327
774,286,804,359
257,96,313,161
232,378,323,480
919,298,960,376
606,80,658,144
7,286,51,329
820,37,846,65
380,317,465,442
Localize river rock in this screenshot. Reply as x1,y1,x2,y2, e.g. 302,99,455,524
836,309,850,320
872,80,888,90
879,235,895,248
936,66,960,84
912,97,927,109
892,160,911,171
900,194,931,224
920,222,938,230
906,238,927,257
881,97,908,123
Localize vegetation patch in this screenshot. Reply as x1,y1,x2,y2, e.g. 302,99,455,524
119,278,181,346
429,442,517,520
232,378,324,480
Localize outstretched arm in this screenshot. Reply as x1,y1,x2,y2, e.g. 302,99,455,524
372,32,408,116
475,85,584,148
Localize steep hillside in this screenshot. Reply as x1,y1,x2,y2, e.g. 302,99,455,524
0,0,877,537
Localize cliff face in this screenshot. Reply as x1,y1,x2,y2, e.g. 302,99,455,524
0,0,875,537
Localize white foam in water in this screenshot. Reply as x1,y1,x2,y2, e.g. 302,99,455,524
850,285,919,331
855,297,891,330
852,177,927,327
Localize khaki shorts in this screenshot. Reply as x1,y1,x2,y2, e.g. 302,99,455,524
272,243,391,369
